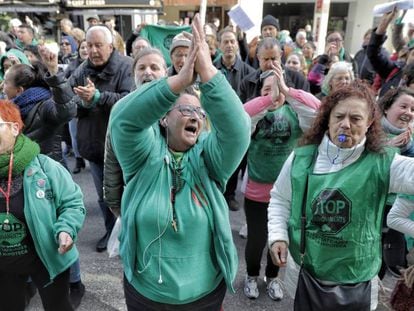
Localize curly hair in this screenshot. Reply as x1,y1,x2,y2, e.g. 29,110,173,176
299,80,386,153
378,87,414,115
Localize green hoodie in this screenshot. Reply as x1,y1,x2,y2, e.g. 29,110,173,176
24,154,85,281
0,49,30,81
109,73,250,303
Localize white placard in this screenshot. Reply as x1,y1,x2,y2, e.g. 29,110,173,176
373,0,414,16
227,4,255,32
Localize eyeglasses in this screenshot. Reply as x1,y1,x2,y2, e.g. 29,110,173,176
170,105,206,119
327,38,343,43
0,122,14,129
60,42,70,46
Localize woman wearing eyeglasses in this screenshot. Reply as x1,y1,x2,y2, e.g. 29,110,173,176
109,15,250,310
0,99,85,311
58,35,78,67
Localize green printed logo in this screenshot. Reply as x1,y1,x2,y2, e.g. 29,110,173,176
311,188,351,234
0,213,26,246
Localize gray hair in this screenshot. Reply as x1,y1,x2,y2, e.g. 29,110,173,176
322,61,354,95
257,37,281,55
133,47,166,72
86,25,113,44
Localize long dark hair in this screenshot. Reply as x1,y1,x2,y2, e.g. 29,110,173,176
300,80,386,153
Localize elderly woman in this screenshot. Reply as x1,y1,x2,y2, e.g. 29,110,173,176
319,61,354,98
268,81,414,310
109,14,250,310
0,99,85,310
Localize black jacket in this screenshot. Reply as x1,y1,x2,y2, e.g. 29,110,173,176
46,50,134,163
213,55,255,96
239,67,310,103
23,94,76,165
367,30,404,97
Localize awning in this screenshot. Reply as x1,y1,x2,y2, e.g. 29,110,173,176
0,5,59,12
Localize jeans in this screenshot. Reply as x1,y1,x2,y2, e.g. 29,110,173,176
70,258,81,283
68,118,81,158
89,161,115,233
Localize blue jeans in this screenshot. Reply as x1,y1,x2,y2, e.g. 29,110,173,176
68,118,81,158
89,161,115,234
70,258,81,283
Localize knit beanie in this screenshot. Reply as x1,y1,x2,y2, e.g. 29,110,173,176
261,15,280,31
169,32,191,56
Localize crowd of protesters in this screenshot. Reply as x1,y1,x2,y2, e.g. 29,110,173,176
0,6,413,311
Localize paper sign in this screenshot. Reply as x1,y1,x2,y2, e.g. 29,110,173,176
228,4,255,32
373,0,414,16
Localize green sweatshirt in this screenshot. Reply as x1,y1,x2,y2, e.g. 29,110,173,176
24,155,85,281
109,73,250,303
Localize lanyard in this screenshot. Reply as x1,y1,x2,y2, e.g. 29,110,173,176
0,152,14,220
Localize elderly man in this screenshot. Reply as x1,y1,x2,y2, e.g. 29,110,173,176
40,25,134,252
213,28,255,211
168,32,191,76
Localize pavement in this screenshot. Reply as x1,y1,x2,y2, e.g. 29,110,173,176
27,157,395,310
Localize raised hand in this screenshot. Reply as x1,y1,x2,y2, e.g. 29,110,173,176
191,14,217,82
377,7,398,34
271,62,289,95
38,45,58,75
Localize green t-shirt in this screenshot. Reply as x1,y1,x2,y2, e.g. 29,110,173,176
248,104,302,183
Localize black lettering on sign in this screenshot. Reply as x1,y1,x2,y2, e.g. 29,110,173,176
311,188,351,234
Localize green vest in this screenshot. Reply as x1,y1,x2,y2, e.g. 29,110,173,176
289,145,395,283
248,104,302,183
140,25,191,67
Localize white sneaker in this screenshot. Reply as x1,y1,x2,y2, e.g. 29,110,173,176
266,277,283,301
239,223,247,239
244,276,259,299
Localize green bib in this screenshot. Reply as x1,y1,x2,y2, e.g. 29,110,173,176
289,145,395,283
248,105,302,183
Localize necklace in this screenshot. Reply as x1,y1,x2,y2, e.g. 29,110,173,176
0,152,14,224
326,140,356,165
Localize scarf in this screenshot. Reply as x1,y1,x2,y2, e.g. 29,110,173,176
13,87,52,118
381,116,414,153
0,135,40,177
